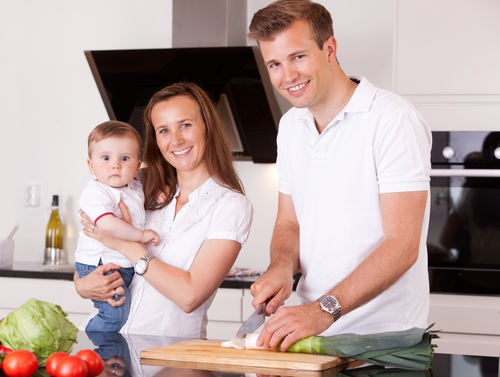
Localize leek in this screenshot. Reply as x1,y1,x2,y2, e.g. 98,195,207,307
285,325,439,371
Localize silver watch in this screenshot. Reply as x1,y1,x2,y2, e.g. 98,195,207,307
134,253,155,275
318,294,342,322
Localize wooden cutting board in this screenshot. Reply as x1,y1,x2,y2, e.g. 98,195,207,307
140,339,362,374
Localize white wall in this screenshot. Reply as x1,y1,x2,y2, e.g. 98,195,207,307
0,0,173,264
1,1,499,272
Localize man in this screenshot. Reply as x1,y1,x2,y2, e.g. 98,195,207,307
248,0,432,352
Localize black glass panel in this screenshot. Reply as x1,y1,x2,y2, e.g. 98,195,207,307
428,131,500,295
85,47,279,163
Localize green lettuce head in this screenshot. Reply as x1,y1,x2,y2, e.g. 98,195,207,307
0,298,78,366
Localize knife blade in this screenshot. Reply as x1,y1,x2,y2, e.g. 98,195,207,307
235,302,266,339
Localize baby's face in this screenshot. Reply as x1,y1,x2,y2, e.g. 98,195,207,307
87,136,141,188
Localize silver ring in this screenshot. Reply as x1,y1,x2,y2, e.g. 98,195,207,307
112,367,117,375
91,224,96,233
113,289,118,298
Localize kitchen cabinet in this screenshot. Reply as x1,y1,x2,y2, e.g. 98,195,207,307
395,0,500,132
0,277,94,325
428,293,500,357
4,274,498,357
206,288,299,340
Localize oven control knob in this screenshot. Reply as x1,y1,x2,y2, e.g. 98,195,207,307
442,146,455,159
495,147,500,160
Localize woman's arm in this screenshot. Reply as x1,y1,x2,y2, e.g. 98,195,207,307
82,222,241,313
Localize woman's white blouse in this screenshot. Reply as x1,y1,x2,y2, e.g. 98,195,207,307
119,177,253,338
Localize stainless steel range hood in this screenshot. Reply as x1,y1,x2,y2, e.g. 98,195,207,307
84,0,282,163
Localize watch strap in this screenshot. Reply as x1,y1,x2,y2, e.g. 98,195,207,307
141,253,155,264
134,253,155,275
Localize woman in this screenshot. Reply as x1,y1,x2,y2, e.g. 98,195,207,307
75,82,253,338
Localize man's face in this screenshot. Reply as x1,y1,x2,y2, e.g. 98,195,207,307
259,19,335,112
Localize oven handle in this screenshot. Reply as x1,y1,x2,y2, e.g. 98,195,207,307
431,169,500,177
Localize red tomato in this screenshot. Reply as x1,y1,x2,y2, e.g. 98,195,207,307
75,350,104,377
55,356,87,377
45,352,69,376
2,350,38,377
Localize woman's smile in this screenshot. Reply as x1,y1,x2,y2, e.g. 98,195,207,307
172,146,193,157
151,95,209,178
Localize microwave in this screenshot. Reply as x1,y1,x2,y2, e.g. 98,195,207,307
428,131,500,295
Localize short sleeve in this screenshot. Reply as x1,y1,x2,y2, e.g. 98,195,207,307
374,107,431,194
78,181,119,223
207,192,254,244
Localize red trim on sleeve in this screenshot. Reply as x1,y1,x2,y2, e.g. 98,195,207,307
95,212,114,223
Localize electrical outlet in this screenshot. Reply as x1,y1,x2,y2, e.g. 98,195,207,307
25,184,41,207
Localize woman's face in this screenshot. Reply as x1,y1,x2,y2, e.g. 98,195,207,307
151,95,209,178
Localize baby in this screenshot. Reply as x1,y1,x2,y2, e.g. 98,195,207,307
75,120,159,332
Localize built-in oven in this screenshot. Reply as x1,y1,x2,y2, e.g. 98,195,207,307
428,131,500,295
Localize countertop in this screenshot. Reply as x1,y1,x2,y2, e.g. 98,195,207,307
0,262,259,289
69,331,498,377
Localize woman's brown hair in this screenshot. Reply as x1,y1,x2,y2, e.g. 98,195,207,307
141,81,244,210
248,0,333,50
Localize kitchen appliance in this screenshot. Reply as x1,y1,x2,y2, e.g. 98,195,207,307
85,0,288,164
235,302,266,339
428,131,500,295
85,46,281,163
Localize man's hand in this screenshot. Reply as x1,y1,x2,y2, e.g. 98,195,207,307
255,301,334,352
250,267,293,316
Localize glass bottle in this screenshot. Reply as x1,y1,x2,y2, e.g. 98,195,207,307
44,195,66,265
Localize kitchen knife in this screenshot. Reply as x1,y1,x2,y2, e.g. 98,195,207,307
235,302,266,339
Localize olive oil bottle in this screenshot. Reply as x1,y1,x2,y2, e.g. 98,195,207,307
44,195,67,265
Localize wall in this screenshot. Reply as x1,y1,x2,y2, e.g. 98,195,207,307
0,0,173,264
0,1,499,272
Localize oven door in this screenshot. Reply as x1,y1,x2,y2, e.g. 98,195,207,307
428,168,500,295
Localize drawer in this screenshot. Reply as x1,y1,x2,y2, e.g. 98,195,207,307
207,288,243,322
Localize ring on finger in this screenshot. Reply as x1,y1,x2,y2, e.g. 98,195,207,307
113,288,118,298
91,224,96,233
112,367,117,375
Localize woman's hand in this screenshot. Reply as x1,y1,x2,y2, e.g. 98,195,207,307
74,264,126,307
118,201,132,225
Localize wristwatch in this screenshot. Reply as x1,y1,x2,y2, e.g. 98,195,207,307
134,253,155,275
318,294,342,322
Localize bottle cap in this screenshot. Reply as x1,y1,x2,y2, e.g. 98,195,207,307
52,195,59,206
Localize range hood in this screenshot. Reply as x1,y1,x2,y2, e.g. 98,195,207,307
85,0,282,163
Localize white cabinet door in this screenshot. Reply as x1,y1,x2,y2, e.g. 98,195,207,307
396,0,500,96
428,293,500,357
206,288,243,340
0,277,94,327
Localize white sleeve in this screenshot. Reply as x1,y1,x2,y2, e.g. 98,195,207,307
207,193,254,244
78,181,119,223
374,107,431,194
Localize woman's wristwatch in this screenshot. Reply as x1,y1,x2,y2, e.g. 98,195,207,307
134,253,155,275
318,294,342,322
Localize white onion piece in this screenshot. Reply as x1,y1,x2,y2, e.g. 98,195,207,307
221,340,234,348
244,333,265,350
221,337,246,349
220,334,265,350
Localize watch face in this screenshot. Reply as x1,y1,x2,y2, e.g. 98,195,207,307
321,296,338,311
134,259,147,275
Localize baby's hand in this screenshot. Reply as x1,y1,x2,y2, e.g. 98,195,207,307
142,229,160,246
